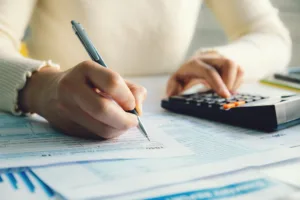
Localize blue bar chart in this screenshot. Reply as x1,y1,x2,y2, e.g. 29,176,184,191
0,168,55,199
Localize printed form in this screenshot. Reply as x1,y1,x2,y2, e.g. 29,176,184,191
107,169,297,200
33,112,300,199
0,113,192,168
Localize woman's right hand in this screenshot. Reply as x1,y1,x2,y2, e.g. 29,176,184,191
19,60,147,139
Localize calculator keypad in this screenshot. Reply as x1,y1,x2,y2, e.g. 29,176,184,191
170,92,268,109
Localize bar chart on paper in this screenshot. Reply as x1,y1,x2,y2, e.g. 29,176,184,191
0,169,55,200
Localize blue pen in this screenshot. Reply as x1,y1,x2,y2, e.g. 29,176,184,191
71,20,150,141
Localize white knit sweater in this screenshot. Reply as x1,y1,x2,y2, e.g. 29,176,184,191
0,0,291,114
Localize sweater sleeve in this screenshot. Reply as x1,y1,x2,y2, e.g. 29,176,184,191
199,0,292,81
0,0,59,115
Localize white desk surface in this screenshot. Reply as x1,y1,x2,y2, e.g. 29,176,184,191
1,75,299,200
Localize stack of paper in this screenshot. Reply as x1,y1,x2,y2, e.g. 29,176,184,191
31,112,300,199
2,108,300,199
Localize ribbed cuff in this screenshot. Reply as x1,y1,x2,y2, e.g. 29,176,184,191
0,54,59,115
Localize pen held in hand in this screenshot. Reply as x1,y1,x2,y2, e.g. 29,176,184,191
71,20,150,141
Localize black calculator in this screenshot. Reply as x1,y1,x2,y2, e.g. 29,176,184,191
161,92,300,131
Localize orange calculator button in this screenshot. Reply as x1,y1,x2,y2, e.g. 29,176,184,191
223,103,236,109
234,101,246,106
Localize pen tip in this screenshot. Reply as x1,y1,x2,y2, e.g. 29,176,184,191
137,117,150,141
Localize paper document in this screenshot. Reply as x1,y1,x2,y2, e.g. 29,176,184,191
260,158,300,188
0,168,56,200
0,113,192,168
107,169,297,200
34,148,300,199
34,112,300,199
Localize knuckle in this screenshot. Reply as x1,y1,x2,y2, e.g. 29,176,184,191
77,60,93,71
224,59,235,68
107,72,123,89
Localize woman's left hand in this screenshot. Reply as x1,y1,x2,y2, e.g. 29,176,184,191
166,51,244,98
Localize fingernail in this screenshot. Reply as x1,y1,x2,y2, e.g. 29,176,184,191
136,103,143,116
222,88,231,98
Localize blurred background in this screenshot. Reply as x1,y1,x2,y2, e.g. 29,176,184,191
187,0,300,67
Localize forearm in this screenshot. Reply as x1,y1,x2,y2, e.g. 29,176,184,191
202,0,292,81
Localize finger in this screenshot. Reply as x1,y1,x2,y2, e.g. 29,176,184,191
125,80,147,115
166,75,184,96
46,101,105,139
232,67,244,93
203,67,231,98
182,60,231,97
78,61,136,111
182,79,208,92
58,102,124,139
200,57,239,90
221,61,238,91
72,83,138,130
199,57,229,70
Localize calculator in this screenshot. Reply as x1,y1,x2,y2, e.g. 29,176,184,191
161,92,300,131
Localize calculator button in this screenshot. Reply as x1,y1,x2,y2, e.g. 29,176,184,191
234,101,246,106
223,103,236,109
233,95,243,99
226,100,237,104
199,102,209,107
254,96,264,100
215,99,226,103
196,99,205,103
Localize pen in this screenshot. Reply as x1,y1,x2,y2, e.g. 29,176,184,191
71,20,150,141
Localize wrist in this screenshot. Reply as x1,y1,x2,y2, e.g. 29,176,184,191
18,66,60,114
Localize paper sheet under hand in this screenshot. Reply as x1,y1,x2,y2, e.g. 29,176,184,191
33,112,300,199
0,113,192,168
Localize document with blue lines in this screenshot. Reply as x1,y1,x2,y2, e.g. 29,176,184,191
0,113,192,168
33,111,300,199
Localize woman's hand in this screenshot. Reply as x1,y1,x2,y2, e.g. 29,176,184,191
19,60,147,139
167,51,244,97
